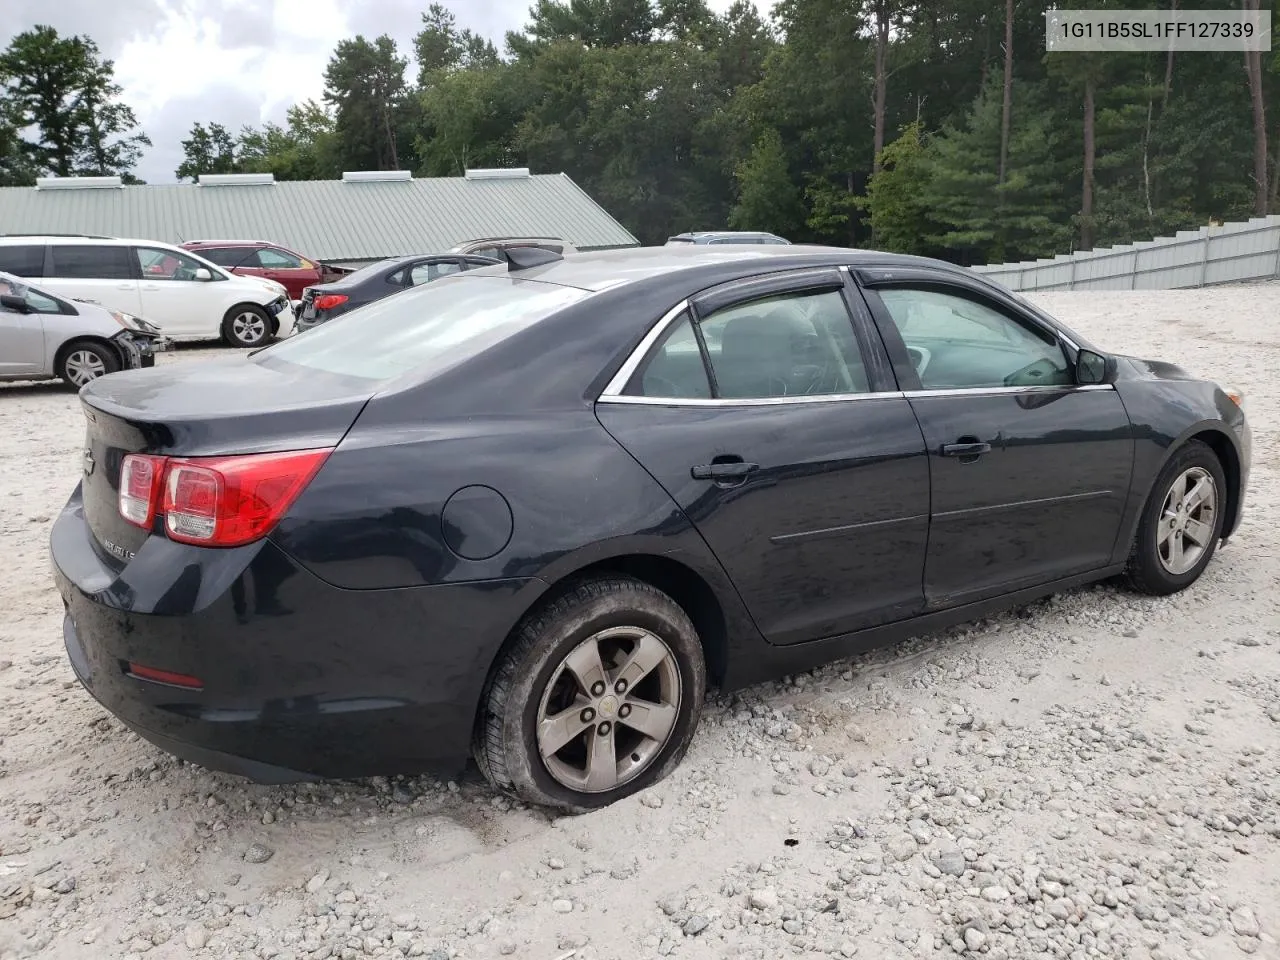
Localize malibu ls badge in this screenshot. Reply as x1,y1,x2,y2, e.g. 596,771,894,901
102,539,135,562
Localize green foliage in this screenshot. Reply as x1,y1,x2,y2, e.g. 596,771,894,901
728,129,805,235
0,24,149,180
324,35,410,171
176,123,240,181
854,121,936,254
4,0,1274,263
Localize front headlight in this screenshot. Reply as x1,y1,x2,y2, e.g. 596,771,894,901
1219,383,1246,409
111,310,141,330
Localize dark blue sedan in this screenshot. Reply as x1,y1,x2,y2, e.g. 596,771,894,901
50,244,1250,812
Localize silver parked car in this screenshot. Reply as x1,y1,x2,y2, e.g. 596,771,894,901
0,270,169,388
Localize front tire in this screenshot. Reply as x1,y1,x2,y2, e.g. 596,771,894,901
222,304,271,348
474,576,706,814
58,339,120,389
1124,440,1226,595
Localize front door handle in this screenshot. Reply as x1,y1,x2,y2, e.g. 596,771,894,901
691,460,759,482
941,440,991,459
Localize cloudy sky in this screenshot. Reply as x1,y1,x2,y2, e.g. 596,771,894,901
2,0,766,184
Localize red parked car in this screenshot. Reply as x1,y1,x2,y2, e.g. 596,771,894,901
181,240,348,301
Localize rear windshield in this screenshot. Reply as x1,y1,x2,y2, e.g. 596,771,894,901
257,275,589,382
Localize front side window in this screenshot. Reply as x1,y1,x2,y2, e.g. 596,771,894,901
50,244,133,280
624,288,870,400
134,247,216,281
256,248,303,269
875,287,1071,390
257,276,590,383
0,276,62,313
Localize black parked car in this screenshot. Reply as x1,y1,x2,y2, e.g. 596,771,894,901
51,245,1249,813
295,253,500,331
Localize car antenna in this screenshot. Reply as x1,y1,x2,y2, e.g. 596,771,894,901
505,247,563,270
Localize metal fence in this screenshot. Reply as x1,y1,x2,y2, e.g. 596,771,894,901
972,215,1280,291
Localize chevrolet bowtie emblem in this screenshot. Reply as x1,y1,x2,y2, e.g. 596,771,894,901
83,448,95,475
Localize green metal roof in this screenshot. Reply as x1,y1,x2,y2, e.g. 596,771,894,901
0,172,639,261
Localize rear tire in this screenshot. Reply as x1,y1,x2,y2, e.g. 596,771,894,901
58,340,119,389
222,305,271,348
474,576,706,814
1124,440,1226,596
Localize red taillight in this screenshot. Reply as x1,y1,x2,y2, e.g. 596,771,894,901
115,448,331,547
314,294,348,311
119,454,166,528
162,449,332,546
127,662,204,689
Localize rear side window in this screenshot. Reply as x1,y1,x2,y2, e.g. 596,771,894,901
0,244,45,277
258,276,590,382
198,247,254,267
50,244,133,280
622,313,711,399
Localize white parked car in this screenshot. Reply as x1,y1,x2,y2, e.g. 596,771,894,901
0,270,170,387
0,236,295,347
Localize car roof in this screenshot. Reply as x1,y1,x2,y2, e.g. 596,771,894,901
183,240,272,247
487,244,970,293
0,235,179,248
670,231,781,238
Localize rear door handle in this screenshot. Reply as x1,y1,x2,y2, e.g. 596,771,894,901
691,460,759,481
941,441,991,458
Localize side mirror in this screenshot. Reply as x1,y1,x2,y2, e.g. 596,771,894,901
0,293,31,313
1075,347,1112,385
193,267,213,281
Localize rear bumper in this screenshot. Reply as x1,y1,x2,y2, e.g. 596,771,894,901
50,486,537,782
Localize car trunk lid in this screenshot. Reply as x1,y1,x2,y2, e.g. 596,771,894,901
78,356,374,562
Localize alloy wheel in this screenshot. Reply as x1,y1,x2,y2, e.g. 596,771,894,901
231,311,267,344
536,626,681,793
1156,465,1217,575
64,350,107,386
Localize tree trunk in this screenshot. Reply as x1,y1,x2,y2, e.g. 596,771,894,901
1243,0,1268,215
998,0,1013,184
872,0,889,173
1081,78,1096,250
979,16,990,90
1270,128,1280,211
1142,99,1154,222
1162,0,1176,110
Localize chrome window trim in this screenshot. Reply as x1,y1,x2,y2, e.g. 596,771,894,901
598,390,907,407
597,278,1103,405
597,382,1115,408
902,383,1114,399
600,299,691,397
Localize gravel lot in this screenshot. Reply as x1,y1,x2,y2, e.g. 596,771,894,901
1,285,1277,960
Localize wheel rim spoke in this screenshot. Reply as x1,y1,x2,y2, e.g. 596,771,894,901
584,725,619,791
538,702,593,757
619,698,678,742
1167,531,1185,570
1183,478,1210,512
1182,517,1212,548
613,633,670,691
562,640,608,696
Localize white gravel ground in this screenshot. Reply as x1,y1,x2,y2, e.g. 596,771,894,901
1,285,1277,960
